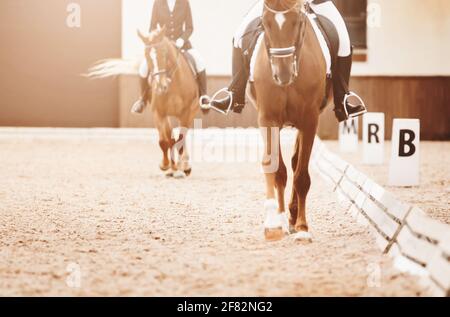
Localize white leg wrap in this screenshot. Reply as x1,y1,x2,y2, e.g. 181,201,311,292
263,200,291,234
279,211,290,234
173,170,186,179
264,199,285,230
293,231,313,242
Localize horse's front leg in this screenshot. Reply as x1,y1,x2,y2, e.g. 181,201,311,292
292,122,317,243
260,123,287,241
275,143,291,234
172,111,195,178
289,135,300,229
154,112,173,174
173,126,191,178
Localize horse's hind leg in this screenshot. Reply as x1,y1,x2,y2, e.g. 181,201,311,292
293,123,317,242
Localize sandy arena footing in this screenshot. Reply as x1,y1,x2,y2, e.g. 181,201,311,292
0,129,435,296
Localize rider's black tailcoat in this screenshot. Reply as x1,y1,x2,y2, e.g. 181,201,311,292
150,0,193,50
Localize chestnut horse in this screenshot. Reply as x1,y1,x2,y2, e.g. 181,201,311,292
249,0,331,241
88,27,199,178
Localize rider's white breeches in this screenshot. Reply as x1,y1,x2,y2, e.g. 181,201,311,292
139,59,150,78
187,48,206,73
309,1,351,57
139,48,206,79
233,0,351,57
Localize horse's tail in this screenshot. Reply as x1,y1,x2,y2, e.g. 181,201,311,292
83,58,141,78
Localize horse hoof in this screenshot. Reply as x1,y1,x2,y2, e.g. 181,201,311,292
264,200,285,241
165,170,174,178
160,164,171,172
264,228,284,242
293,231,313,243
173,170,186,179
289,224,297,235
184,168,192,177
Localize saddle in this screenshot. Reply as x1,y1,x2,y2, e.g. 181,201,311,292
313,13,339,68
310,12,339,110
241,18,264,67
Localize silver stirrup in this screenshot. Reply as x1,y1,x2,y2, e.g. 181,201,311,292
343,92,368,118
201,88,234,115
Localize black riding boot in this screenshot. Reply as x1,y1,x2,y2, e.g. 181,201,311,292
131,77,151,114
197,71,210,112
210,46,248,114
333,54,367,122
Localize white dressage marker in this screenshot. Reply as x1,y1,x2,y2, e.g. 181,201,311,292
339,118,359,153
363,113,385,165
388,119,421,187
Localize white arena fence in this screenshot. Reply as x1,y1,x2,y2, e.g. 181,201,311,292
311,137,450,297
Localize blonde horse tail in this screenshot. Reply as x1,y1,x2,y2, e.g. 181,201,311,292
83,59,141,79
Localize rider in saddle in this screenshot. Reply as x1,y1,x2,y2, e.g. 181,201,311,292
132,0,210,114
209,0,367,122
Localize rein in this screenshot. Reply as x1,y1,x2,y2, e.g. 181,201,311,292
145,40,181,81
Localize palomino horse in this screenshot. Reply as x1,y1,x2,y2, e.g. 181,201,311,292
249,0,331,241
88,27,199,178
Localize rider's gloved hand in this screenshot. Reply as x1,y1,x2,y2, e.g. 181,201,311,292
175,38,184,49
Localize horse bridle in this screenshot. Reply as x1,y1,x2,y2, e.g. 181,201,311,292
263,2,308,81
145,40,181,82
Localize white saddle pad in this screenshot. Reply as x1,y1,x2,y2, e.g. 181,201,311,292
249,14,331,82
